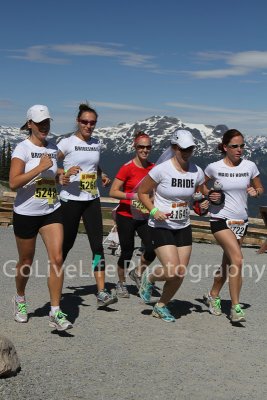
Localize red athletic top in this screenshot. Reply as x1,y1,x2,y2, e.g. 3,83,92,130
115,159,154,218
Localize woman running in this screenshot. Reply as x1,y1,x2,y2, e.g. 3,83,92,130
10,105,72,331
57,103,117,307
138,130,207,322
202,128,264,323
109,131,156,298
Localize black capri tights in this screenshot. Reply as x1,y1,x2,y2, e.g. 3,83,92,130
60,198,105,271
116,213,156,269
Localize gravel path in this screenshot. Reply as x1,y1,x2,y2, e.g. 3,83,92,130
0,227,266,400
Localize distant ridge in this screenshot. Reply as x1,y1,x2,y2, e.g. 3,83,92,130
1,116,266,217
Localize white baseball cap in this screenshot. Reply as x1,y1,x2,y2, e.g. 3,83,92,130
170,129,196,148
21,105,52,130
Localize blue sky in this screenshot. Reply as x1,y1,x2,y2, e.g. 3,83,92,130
1,0,267,136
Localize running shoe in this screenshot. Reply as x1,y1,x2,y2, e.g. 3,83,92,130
152,303,175,322
48,310,73,331
139,269,153,303
97,289,118,307
116,282,130,298
12,296,28,323
203,293,222,316
129,268,142,289
230,304,246,323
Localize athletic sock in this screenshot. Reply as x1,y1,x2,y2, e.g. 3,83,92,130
50,306,60,315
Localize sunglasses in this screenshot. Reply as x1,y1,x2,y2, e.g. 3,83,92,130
227,144,245,149
177,145,195,152
78,119,97,126
136,145,152,150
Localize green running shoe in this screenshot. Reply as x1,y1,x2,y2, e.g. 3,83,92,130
152,303,175,322
203,293,222,316
139,269,153,303
13,296,28,323
49,310,73,331
230,304,246,323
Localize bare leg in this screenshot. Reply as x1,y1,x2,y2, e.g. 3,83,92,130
117,267,125,283
150,245,192,306
94,270,105,291
39,223,64,306
257,240,267,254
14,236,36,296
210,252,229,298
212,230,243,305
136,254,151,276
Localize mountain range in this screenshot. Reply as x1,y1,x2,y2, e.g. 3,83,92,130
1,116,266,216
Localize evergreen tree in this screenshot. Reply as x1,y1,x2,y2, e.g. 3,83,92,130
0,140,12,181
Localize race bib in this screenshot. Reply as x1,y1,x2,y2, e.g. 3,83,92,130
169,202,190,221
226,219,248,239
80,172,97,195
131,199,149,215
34,178,57,204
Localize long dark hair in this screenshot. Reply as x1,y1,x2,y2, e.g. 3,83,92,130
218,129,244,153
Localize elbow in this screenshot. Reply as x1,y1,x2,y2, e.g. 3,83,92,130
9,181,17,191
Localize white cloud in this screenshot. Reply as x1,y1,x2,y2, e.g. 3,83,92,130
190,50,267,79
7,42,156,68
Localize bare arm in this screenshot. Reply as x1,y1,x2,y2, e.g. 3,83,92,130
247,175,264,197
138,175,167,221
9,155,53,190
97,165,111,187
109,178,138,200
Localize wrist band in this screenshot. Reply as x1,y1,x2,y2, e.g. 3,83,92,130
125,192,135,200
150,207,159,216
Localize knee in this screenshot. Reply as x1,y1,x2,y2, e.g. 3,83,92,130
50,255,63,268
166,264,187,279
18,257,33,267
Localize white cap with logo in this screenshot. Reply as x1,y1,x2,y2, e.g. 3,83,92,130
21,105,52,130
170,129,195,148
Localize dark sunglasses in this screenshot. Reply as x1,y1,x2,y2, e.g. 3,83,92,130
136,145,152,150
227,144,245,149
78,119,97,126
177,145,195,152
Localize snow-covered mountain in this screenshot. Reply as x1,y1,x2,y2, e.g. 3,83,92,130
1,115,266,157
0,116,266,217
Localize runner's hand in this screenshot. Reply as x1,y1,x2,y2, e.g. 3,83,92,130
39,154,53,172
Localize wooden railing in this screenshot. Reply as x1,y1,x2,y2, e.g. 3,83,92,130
1,191,266,248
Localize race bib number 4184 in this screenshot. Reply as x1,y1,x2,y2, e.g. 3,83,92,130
169,202,190,221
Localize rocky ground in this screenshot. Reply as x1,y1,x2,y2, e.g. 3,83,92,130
0,227,266,400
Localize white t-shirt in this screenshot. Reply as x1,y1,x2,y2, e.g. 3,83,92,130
148,159,205,229
205,159,260,220
57,135,101,201
12,139,60,216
